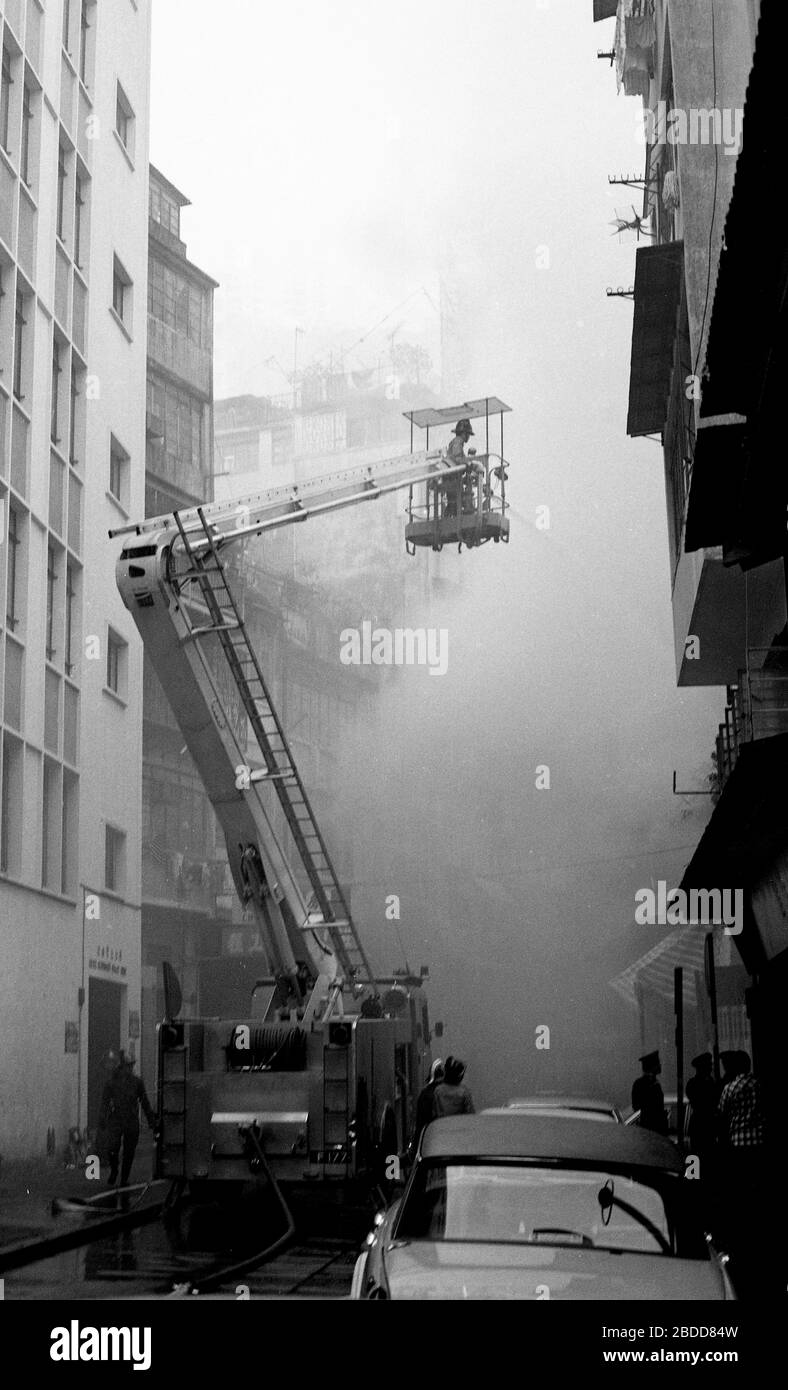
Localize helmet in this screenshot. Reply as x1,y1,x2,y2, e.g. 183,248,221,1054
454,419,474,437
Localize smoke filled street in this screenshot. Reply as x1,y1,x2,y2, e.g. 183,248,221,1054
1,0,785,1366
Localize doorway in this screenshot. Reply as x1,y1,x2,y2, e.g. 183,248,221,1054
87,978,123,1130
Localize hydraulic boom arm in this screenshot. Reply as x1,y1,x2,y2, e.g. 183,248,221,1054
114,449,466,1006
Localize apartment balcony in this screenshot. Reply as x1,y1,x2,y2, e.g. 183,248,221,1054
147,313,212,396
714,658,788,796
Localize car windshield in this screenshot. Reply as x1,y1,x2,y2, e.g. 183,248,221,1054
396,1163,679,1255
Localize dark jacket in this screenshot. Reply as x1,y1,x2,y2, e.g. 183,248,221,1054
686,1073,720,1150
414,1080,438,1137
631,1073,667,1134
99,1067,155,1135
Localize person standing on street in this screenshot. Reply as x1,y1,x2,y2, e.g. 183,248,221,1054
98,1052,156,1188
686,1051,720,1160
433,1056,475,1117
631,1050,668,1134
410,1058,444,1156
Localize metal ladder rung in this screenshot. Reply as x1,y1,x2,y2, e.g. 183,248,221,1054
171,504,376,988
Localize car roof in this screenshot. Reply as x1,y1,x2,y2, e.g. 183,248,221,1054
505,1095,620,1113
420,1114,682,1171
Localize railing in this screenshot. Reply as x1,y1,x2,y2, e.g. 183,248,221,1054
714,650,788,794
406,451,509,528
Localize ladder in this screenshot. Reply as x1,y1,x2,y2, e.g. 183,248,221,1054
172,507,375,988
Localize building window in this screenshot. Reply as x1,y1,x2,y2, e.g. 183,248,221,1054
149,179,181,239
1,46,12,154
74,174,85,268
104,824,126,894
112,256,132,329
42,760,60,890
63,0,72,54
106,627,127,697
5,505,20,630
46,543,58,661
51,338,62,442
148,261,207,347
79,1,90,84
69,362,80,464
1,736,23,877
57,143,67,241
65,562,76,676
115,82,135,157
61,770,78,895
109,435,129,507
13,290,26,401
21,83,33,186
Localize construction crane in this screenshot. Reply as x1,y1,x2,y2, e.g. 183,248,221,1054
111,399,511,1189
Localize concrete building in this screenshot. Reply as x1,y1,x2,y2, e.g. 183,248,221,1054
597,3,788,1137
0,0,151,1156
139,165,219,1096
599,0,770,688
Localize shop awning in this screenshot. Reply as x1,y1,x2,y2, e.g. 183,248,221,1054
626,242,684,437
610,927,709,1010
593,1,619,20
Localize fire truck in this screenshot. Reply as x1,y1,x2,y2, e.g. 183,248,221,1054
112,398,510,1195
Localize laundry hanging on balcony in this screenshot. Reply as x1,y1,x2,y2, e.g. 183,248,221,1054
615,0,656,100
662,169,680,210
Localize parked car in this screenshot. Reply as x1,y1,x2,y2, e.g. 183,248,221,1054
490,1094,624,1123
351,1114,734,1300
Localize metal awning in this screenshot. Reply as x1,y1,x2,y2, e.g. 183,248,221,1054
403,398,511,429
626,242,684,437
610,927,710,1011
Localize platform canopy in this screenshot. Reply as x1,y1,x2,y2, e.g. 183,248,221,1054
403,397,511,430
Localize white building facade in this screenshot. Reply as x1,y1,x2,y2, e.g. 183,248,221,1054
0,0,151,1157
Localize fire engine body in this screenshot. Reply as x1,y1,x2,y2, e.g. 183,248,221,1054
112,403,510,1188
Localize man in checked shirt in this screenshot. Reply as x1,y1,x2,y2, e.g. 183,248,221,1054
718,1050,765,1158
716,1051,768,1297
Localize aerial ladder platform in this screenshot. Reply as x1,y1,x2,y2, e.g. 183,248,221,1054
112,402,511,1180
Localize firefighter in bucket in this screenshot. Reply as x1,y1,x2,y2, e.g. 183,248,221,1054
443,418,484,519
